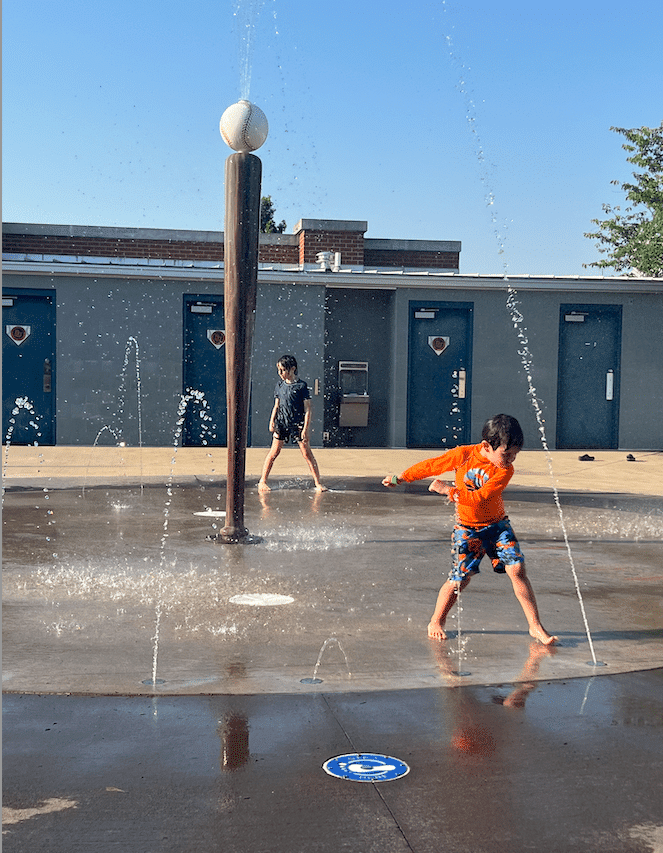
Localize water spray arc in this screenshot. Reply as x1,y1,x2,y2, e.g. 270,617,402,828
442,22,603,666
118,336,143,451
504,285,604,667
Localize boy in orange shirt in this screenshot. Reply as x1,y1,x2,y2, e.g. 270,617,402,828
383,414,557,646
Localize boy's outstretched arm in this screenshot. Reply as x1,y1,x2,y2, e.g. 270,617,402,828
383,448,460,491
382,474,454,498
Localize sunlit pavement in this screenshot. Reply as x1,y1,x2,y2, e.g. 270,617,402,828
3,447,662,852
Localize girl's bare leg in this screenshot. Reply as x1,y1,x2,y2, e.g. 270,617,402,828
428,576,471,640
258,436,283,492
505,562,558,646
299,440,327,491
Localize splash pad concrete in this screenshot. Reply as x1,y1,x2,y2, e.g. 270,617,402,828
3,448,663,853
3,450,662,695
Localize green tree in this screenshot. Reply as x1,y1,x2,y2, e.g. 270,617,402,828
260,196,286,234
584,122,663,277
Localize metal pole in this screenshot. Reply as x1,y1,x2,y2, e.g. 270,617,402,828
217,152,261,543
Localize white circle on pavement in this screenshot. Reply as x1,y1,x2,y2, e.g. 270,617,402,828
323,753,410,782
229,593,295,606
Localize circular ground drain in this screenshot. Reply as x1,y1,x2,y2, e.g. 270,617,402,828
229,593,294,606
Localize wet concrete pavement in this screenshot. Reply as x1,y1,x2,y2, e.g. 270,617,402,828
3,447,663,851
4,673,663,853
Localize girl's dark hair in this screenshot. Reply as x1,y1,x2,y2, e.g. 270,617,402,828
277,354,298,373
482,414,524,450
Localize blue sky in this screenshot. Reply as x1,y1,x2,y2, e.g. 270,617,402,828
3,0,662,275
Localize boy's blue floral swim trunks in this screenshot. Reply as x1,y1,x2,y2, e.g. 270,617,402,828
449,518,524,582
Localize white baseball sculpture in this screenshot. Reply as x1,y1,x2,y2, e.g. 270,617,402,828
220,100,269,153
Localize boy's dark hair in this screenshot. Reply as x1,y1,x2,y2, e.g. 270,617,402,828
482,414,524,450
277,354,298,374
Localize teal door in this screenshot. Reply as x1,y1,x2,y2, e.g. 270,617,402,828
407,301,473,448
182,296,227,447
2,289,56,445
556,304,622,449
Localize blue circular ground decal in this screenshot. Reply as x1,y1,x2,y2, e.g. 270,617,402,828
323,753,410,782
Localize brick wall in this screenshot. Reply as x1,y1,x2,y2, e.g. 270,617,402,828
259,240,299,265
297,228,365,266
364,248,459,269
3,221,460,270
1,232,304,265
2,233,224,262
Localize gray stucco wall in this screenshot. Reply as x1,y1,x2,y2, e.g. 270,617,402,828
390,283,662,450
3,272,227,445
323,288,394,447
252,282,326,447
617,293,662,448
466,289,555,449
3,272,328,447
3,269,662,449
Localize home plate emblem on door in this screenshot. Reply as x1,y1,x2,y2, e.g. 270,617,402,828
323,753,410,782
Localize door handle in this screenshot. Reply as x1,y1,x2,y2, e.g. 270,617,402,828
605,369,614,401
43,359,52,393
457,369,466,399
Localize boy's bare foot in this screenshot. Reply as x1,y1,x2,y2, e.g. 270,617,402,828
529,626,559,646
428,621,448,641
258,481,271,493
314,484,328,492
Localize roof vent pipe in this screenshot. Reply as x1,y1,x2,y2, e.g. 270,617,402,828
316,251,334,272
